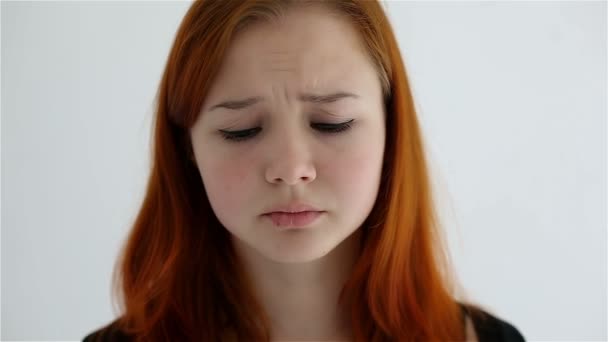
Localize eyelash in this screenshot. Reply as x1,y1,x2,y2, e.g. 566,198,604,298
219,119,355,142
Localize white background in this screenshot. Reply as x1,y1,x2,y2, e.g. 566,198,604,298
2,1,606,340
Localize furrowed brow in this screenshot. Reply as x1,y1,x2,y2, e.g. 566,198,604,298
298,91,359,103
208,91,359,112
208,97,263,111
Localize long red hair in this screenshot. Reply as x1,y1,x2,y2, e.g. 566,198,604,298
109,0,484,340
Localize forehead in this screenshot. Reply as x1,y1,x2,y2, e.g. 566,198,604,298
206,5,376,97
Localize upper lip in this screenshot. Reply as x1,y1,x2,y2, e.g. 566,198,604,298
263,202,323,214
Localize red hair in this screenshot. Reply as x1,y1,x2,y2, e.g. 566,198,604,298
109,0,485,340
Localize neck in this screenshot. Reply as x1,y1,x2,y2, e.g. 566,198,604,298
233,229,362,341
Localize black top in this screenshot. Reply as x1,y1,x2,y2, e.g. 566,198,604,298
460,304,526,342
83,304,525,341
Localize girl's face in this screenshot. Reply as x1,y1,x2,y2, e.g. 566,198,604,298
190,6,385,263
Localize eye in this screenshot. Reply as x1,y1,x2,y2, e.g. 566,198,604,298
311,119,354,133
219,119,355,143
219,127,261,142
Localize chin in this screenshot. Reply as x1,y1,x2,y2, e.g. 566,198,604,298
265,248,332,264
260,235,339,264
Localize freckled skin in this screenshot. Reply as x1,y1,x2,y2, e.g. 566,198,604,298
190,6,386,264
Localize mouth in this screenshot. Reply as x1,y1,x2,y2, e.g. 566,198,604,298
263,211,324,229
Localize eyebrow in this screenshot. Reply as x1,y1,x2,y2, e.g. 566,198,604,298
208,92,359,112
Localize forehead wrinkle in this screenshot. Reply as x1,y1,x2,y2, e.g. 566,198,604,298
283,86,290,104
262,50,300,74
267,82,295,110
258,52,335,102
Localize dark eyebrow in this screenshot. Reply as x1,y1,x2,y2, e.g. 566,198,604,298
299,92,359,103
208,96,264,111
208,92,359,112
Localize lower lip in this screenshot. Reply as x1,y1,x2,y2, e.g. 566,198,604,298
264,211,323,229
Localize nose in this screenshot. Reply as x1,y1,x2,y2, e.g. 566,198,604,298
264,130,317,186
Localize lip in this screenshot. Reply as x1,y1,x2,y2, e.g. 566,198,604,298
262,202,322,215
263,211,324,229
262,202,324,229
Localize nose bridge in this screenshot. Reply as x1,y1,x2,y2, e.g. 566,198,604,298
265,116,316,185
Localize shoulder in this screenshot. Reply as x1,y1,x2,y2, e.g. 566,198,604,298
82,319,132,342
84,306,525,342
461,303,526,342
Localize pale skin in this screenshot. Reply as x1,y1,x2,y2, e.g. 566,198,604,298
190,4,386,341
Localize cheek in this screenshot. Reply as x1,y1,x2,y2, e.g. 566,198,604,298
199,156,254,224
327,139,384,205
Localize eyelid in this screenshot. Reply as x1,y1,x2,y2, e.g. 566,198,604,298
311,119,354,131
219,119,354,142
